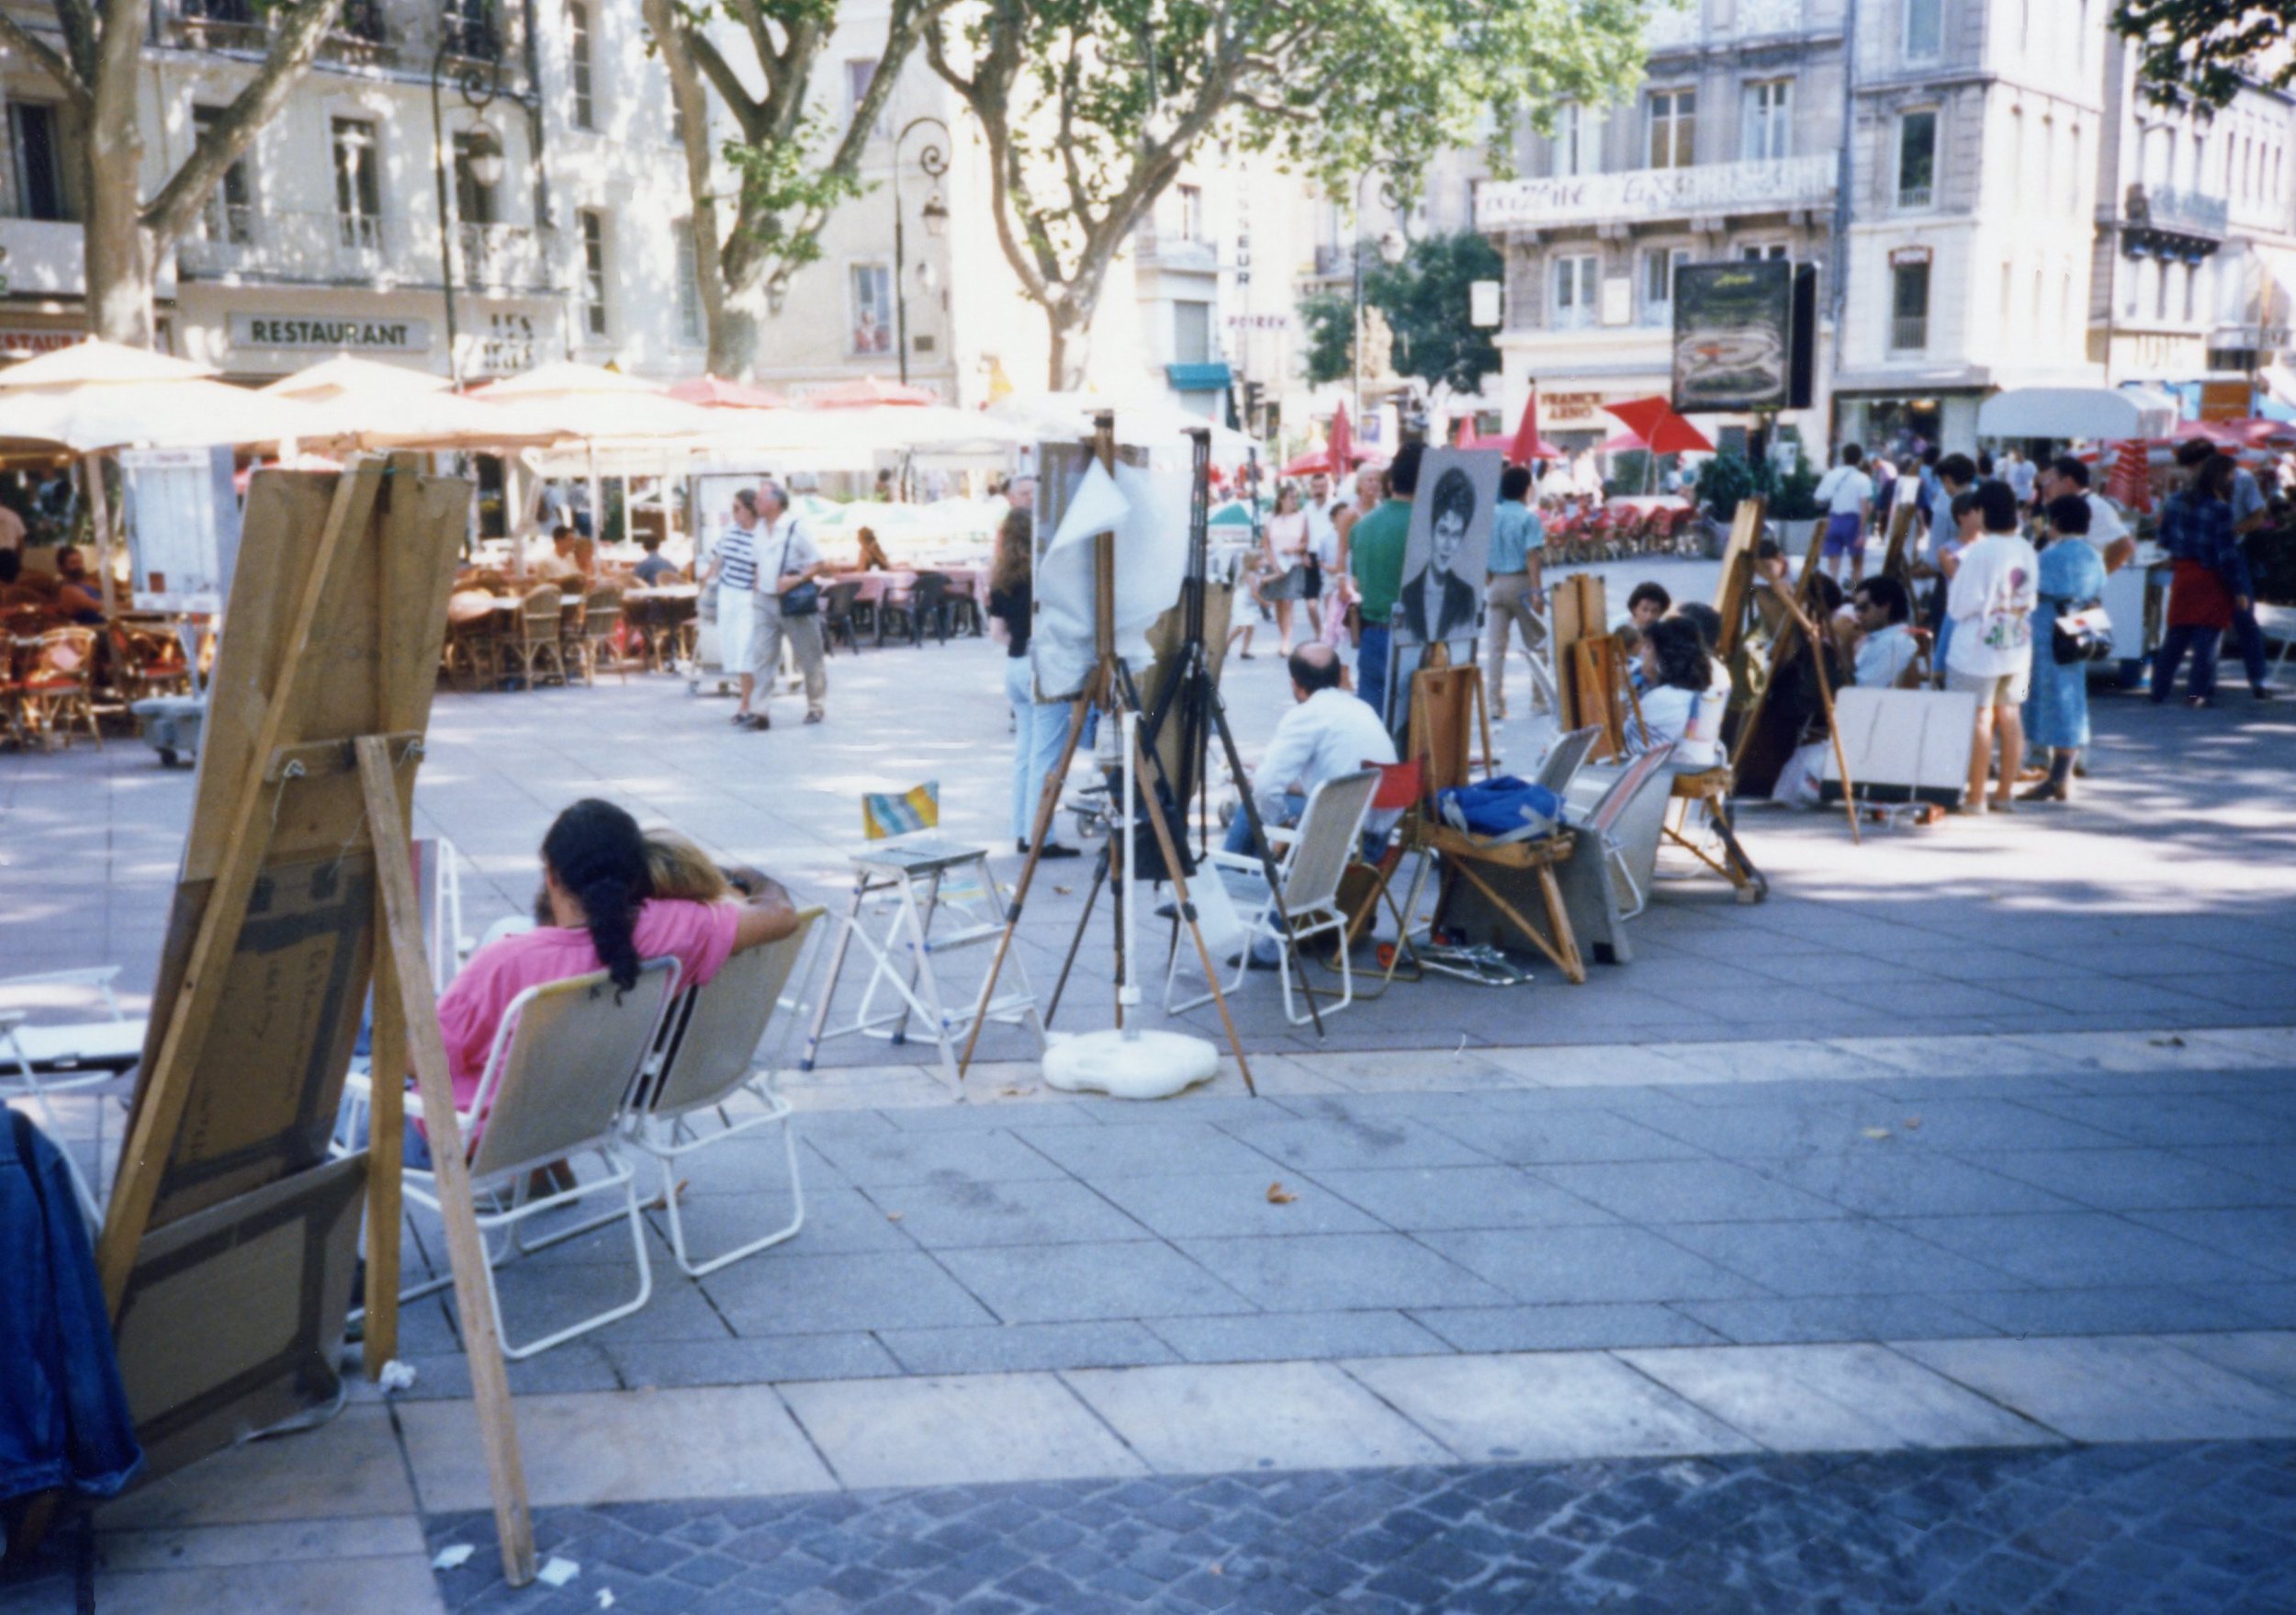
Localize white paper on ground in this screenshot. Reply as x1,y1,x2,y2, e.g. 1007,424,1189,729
538,1557,581,1587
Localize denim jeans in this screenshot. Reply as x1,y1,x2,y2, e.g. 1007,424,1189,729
1357,624,1391,728
1224,792,1305,856
2229,603,2271,693
1005,655,1074,843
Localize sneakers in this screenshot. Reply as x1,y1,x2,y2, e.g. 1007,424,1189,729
805,709,825,725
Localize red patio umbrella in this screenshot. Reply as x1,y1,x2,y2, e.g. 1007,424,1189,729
2173,416,2296,451
1279,443,1377,478
2107,440,2154,514
1327,402,1356,479
668,375,789,409
1505,388,1564,464
1602,395,1716,456
808,377,940,408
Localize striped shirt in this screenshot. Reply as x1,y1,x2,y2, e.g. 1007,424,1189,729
715,524,760,592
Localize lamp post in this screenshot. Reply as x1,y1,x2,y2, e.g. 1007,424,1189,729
431,28,505,387
892,116,951,387
1351,165,1409,435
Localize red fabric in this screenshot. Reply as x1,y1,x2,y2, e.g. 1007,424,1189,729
808,378,939,408
2108,440,2154,514
2167,558,2234,630
1327,403,1355,479
1506,389,1563,464
1602,396,1716,456
668,376,789,409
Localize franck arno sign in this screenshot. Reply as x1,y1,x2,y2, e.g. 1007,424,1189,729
229,314,433,353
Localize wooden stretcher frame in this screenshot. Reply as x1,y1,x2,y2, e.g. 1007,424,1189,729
84,457,538,1586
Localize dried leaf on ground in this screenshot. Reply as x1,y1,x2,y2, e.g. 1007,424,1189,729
1266,1182,1298,1204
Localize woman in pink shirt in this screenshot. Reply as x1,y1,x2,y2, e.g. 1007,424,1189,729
429,798,801,1143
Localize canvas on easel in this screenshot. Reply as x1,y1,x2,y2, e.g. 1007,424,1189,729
90,457,541,1586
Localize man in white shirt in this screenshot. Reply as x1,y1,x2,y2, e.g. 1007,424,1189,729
2038,456,2135,572
1848,575,1922,689
748,482,833,728
2006,450,2038,509
1223,643,1396,857
1814,443,1876,585
1944,480,2040,813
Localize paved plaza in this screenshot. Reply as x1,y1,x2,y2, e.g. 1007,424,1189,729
5,559,2296,1612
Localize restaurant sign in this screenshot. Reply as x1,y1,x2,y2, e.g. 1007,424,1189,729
229,313,433,353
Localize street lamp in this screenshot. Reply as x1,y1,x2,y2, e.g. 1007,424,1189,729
1351,165,1409,434
431,28,504,387
893,116,951,387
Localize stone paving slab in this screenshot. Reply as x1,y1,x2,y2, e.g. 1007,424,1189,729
408,1439,2296,1615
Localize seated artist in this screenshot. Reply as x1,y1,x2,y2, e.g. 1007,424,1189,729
1223,643,1396,860
630,535,681,586
51,547,107,625
1625,616,1728,771
413,800,799,1154
1846,575,1922,689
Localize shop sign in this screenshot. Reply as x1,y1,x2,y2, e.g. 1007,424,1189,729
478,311,537,375
0,329,86,356
2200,379,2252,421
230,313,432,352
1672,260,1792,412
1888,245,1934,268
1543,390,1606,423
1225,313,1289,330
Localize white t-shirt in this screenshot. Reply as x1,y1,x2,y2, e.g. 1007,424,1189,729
1253,688,1398,827
760,515,819,589
1943,533,2040,677
2007,459,2037,500
1630,666,1729,770
2083,491,2130,552
1854,622,1920,689
1304,504,1341,569
1815,467,1874,516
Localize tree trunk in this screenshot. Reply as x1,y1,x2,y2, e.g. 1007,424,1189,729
1044,302,1088,391
706,300,766,380
84,164,154,345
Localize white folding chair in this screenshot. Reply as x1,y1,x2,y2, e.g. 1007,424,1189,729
618,909,825,1278
1166,769,1379,1027
396,956,678,1360
1535,726,1604,798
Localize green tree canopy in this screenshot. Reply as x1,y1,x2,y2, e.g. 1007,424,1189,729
1365,232,1506,396
2111,0,2296,109
929,0,1642,386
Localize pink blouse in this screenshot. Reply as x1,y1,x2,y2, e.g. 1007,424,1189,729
434,898,742,1116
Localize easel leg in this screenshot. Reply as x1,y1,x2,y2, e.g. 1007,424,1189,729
1044,858,1107,1026
959,693,1090,1076
1128,725,1255,1096
800,877,868,1072
363,949,406,1377
358,740,535,1587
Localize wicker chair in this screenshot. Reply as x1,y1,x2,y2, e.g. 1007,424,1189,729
19,627,102,749
566,585,625,685
107,621,192,705
506,585,567,688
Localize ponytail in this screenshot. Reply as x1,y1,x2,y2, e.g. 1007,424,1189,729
541,797,650,994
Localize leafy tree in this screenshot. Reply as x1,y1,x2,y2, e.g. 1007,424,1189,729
1364,232,1505,396
927,0,1642,388
1299,292,1355,388
644,0,947,377
2111,0,2295,110
0,0,350,344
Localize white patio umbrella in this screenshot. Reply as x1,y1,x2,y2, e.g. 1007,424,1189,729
261,354,563,452
470,361,723,441
0,338,327,453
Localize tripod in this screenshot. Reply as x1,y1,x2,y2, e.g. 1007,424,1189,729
960,416,1298,1090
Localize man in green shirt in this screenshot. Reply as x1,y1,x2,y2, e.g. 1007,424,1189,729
1348,440,1421,725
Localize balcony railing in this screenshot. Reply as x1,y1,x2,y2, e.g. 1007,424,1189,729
1889,314,1928,353
2149,186,2230,236
1132,225,1216,272
456,220,553,290
1478,152,1835,232
1896,183,1933,209
201,197,254,246
175,206,404,282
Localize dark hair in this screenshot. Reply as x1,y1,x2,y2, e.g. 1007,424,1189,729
1975,480,2020,533
1389,442,1426,497
2045,492,2091,536
2050,455,2090,488
1921,446,1941,468
1676,601,1724,651
1853,575,1910,623
732,488,760,517
1950,489,1982,524
0,548,17,585
2195,453,2237,502
1807,570,1844,614
1938,453,1976,488
1839,443,1863,467
1429,467,1475,532
1499,465,1535,502
1627,582,1672,615
1753,537,1782,561
1976,449,1995,476
1287,643,1344,695
1644,616,1712,694
553,524,578,541
541,798,650,993
639,535,661,552
2173,437,2218,469
991,506,1032,596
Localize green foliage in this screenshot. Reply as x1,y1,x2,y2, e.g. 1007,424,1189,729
1604,450,1651,498
717,111,865,269
1363,232,1505,396
1696,452,1757,525
2111,0,2295,110
1300,292,1355,388
1763,453,1823,522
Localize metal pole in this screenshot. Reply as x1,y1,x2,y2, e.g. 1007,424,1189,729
431,43,460,387
892,117,950,391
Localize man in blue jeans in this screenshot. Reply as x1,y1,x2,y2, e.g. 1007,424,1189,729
1348,442,1421,729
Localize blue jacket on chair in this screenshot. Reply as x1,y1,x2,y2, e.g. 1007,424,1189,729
1,1109,143,1503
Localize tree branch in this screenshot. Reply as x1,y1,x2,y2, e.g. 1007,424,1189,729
141,0,348,245
688,31,768,141
0,9,86,104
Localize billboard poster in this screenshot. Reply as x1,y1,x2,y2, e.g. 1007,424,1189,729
1672,261,1793,413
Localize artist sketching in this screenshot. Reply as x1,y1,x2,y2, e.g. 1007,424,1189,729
1398,468,1479,645
1223,644,1396,859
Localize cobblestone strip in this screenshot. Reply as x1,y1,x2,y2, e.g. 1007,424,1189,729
423,1439,2296,1615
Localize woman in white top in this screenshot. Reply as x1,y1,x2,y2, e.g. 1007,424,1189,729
1260,482,1312,654
1626,616,1727,771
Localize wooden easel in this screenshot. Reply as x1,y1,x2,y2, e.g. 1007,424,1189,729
1570,636,1648,760
1876,502,1919,590
1726,514,1862,843
1549,572,1609,743
87,457,537,1586
1711,497,1768,660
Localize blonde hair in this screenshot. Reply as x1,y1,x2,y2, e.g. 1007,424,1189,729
643,829,730,902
